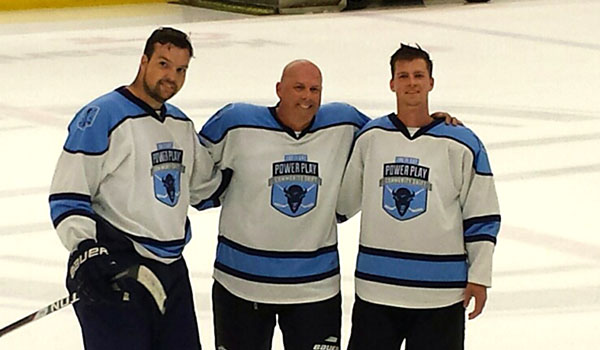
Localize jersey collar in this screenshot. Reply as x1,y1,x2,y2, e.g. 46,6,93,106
268,104,316,139
387,113,444,139
117,86,167,123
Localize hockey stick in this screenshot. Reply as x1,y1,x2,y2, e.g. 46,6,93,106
0,292,79,339
0,264,166,338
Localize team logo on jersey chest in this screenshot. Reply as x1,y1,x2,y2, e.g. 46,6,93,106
151,142,185,207
380,156,432,221
268,154,322,217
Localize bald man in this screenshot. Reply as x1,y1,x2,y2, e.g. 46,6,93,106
275,60,323,131
197,59,367,350
198,60,456,350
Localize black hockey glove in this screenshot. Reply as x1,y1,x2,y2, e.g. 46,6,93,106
68,239,125,304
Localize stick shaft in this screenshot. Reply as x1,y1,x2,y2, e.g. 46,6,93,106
0,264,166,338
0,293,78,338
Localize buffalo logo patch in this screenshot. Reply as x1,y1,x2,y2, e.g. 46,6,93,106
379,157,432,221
268,154,321,217
151,142,185,207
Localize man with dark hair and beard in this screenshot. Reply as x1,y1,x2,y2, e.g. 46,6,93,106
48,27,229,350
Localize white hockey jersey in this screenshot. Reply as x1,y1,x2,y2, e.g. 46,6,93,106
49,87,224,263
198,102,369,303
337,114,500,309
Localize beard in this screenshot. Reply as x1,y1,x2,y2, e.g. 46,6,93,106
143,77,177,104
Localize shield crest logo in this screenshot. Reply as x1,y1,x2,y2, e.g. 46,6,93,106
269,154,321,217
153,168,182,207
271,181,318,217
380,157,431,221
382,183,427,220
151,143,185,207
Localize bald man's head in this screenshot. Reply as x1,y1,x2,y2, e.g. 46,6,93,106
275,60,323,128
279,59,322,84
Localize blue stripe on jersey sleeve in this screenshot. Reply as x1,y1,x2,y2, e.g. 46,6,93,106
215,239,340,282
426,124,492,175
64,90,146,154
310,103,370,130
356,247,468,288
199,103,278,144
49,193,94,227
463,215,501,244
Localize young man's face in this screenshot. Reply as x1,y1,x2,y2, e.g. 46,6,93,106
140,42,191,105
276,62,322,120
390,58,434,108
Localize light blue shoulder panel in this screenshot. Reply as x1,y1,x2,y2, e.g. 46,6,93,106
311,102,370,131
426,124,492,175
356,114,396,138
199,103,278,144
64,91,144,155
165,103,190,121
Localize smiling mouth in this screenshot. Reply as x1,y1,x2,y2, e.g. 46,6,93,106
298,103,312,109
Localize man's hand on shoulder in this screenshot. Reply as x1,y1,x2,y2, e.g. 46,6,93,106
431,111,463,126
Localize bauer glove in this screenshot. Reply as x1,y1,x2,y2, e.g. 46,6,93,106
67,239,124,304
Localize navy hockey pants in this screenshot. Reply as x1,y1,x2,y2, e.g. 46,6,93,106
70,257,202,350
347,296,465,350
212,281,341,350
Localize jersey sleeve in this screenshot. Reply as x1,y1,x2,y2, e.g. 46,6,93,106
193,104,234,210
460,135,501,287
49,105,111,252
336,133,365,223
189,131,231,210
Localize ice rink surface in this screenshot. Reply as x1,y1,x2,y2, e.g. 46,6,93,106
0,0,599,348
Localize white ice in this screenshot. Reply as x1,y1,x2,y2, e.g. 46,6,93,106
0,0,599,348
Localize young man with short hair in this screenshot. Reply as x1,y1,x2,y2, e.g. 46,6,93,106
338,44,501,350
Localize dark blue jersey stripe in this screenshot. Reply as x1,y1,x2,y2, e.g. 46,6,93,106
218,235,338,258
355,271,467,289
359,245,467,262
214,238,339,281
465,235,497,244
356,250,468,285
215,262,340,285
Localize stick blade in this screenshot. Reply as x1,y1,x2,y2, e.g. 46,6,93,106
136,265,167,314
